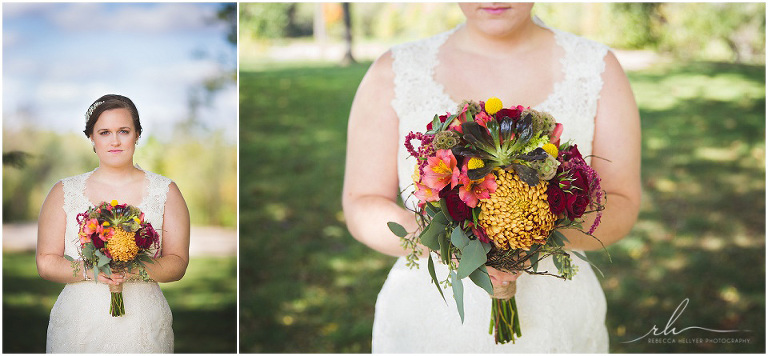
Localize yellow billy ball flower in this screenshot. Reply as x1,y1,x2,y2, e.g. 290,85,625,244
485,97,503,115
542,143,559,157
107,227,140,262
110,200,119,206
468,157,485,170
478,170,556,250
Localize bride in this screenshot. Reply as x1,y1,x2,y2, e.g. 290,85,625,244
36,94,190,353
342,3,640,352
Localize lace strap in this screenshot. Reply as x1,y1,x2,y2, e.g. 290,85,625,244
554,29,609,121
143,171,172,211
61,170,93,214
391,28,457,120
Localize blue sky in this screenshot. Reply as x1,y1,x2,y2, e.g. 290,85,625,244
3,2,236,140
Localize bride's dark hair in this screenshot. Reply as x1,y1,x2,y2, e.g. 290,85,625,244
83,94,142,138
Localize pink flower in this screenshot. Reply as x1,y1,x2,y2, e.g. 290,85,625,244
448,104,471,133
474,111,494,128
98,224,115,241
550,123,563,146
457,164,498,208
83,218,100,235
422,149,460,191
414,182,440,203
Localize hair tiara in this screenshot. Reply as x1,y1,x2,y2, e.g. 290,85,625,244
85,101,105,122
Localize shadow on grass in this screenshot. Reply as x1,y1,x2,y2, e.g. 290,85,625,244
239,60,764,353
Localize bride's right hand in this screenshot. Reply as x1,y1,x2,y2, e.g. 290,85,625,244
486,266,520,287
97,271,126,285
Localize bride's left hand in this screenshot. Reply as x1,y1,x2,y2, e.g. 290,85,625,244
486,266,520,287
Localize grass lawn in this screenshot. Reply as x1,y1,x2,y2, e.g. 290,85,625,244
239,60,764,353
3,252,237,353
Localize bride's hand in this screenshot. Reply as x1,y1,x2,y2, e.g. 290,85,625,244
486,266,520,287
97,271,126,285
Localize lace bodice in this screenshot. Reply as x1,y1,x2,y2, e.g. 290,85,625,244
392,23,608,208
60,166,171,259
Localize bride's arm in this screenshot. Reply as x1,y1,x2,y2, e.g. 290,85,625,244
562,51,642,251
36,182,88,283
342,51,421,257
143,182,190,282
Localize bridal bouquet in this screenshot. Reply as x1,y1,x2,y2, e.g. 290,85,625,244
68,200,159,316
388,97,606,344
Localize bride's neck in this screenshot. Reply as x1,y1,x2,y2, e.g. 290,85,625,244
92,164,141,184
455,18,542,56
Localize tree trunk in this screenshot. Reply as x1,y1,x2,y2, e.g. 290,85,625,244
341,2,356,66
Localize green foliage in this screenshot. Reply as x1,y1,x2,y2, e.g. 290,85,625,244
534,3,765,63
239,3,293,40
2,252,236,353
239,60,764,352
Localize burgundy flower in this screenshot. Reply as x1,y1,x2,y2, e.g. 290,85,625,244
547,183,567,215
570,168,589,196
566,193,589,220
470,223,491,244
560,145,584,163
495,107,523,122
439,187,472,222
135,223,159,249
91,233,105,249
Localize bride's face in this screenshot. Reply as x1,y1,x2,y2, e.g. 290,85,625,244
459,2,534,37
91,108,138,167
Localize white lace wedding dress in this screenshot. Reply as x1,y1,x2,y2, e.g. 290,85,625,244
46,167,174,353
372,23,611,353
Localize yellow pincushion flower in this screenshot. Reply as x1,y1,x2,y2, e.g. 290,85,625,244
485,97,503,115
107,227,140,262
467,157,485,170
542,143,559,157
478,170,556,250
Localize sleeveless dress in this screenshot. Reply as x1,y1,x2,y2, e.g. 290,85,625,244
372,23,611,353
46,167,174,353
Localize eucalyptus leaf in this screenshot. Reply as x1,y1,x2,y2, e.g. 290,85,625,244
425,202,439,218
387,222,408,238
512,164,540,186
450,227,470,252
572,250,605,278
64,255,75,262
94,250,110,268
427,255,446,302
469,265,494,295
439,232,451,265
420,221,443,251
439,199,454,223
531,252,540,272
450,270,465,323
432,211,449,226
82,244,95,260
481,241,491,254
554,230,570,243
457,239,487,279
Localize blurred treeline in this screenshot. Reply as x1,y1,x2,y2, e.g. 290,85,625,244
2,124,237,227
241,2,765,64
